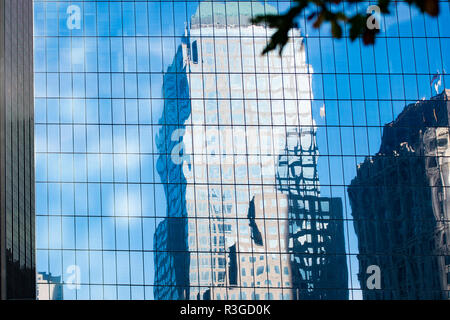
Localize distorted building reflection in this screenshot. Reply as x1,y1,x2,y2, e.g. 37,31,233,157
154,1,348,300
36,272,63,300
276,121,348,300
348,90,450,299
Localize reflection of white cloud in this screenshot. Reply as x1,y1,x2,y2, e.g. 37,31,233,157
113,185,141,217
149,44,163,58
114,193,128,217
128,190,141,215
151,99,164,126
320,104,326,118
112,185,130,216
112,153,142,183
72,47,85,66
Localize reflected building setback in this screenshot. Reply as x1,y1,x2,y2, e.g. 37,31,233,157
36,272,63,300
283,195,348,300
276,117,348,300
348,90,450,300
154,1,348,300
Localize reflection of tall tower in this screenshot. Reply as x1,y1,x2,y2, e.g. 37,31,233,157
154,1,347,300
154,43,191,300
348,90,450,300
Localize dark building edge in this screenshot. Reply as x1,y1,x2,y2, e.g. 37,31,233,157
0,0,35,300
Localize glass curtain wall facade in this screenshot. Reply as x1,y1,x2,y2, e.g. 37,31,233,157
34,0,450,300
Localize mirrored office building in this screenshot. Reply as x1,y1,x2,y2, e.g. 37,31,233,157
33,0,450,299
153,2,348,300
348,90,450,299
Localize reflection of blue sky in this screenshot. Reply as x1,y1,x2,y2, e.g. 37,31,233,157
34,0,450,299
34,0,185,299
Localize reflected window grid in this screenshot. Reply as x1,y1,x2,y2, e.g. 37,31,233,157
34,1,450,300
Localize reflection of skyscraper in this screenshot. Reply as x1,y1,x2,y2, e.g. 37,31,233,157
0,0,35,300
284,195,348,300
348,90,450,300
154,1,348,300
276,108,348,300
36,272,63,300
154,42,191,300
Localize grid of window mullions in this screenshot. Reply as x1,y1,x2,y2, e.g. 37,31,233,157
33,0,450,300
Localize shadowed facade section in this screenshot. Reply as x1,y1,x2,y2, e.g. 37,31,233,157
0,0,35,300
349,90,450,299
